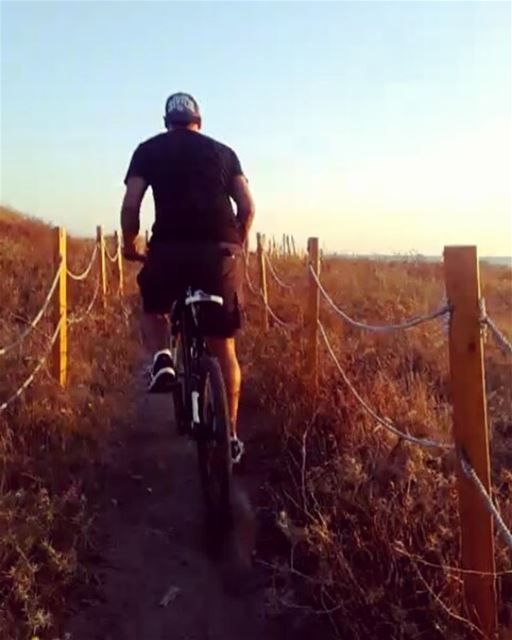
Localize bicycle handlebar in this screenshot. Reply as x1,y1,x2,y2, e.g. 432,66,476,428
123,252,146,264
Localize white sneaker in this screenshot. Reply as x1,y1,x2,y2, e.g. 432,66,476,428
148,349,176,393
230,437,245,464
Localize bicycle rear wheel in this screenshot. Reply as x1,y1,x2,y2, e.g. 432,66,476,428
196,354,233,541
172,332,190,435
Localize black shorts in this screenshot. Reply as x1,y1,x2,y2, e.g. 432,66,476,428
137,242,244,338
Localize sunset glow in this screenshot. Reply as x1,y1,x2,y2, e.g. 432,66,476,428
1,1,510,255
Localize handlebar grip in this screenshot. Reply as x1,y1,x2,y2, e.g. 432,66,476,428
123,253,146,263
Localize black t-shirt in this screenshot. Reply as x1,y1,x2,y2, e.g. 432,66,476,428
124,129,244,245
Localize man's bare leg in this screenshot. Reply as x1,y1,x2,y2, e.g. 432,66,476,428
142,312,176,392
142,317,241,432
206,336,241,438
142,313,169,354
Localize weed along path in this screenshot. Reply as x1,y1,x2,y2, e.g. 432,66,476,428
67,364,281,640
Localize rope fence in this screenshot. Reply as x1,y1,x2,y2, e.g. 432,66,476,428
68,280,101,325
3,223,510,637
66,244,98,281
244,235,511,638
318,321,452,450
263,296,296,329
482,313,512,357
105,244,120,263
0,260,62,357
264,251,294,290
309,264,451,333
1,225,124,412
245,246,297,328
243,253,260,297
458,450,512,552
0,318,63,413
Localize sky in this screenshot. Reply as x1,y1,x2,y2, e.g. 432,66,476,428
1,0,510,255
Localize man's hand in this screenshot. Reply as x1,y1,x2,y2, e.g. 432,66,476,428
122,234,146,262
120,176,148,260
123,247,146,263
230,175,255,244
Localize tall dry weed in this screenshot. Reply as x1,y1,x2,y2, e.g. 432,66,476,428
241,253,511,639
0,207,140,638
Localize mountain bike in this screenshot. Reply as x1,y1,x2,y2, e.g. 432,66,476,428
124,252,233,543
170,288,233,539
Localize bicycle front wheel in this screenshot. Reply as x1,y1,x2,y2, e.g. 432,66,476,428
196,354,232,539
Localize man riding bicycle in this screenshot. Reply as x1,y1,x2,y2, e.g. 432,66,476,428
120,93,255,464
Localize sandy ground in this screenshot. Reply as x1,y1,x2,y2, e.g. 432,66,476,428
67,375,282,640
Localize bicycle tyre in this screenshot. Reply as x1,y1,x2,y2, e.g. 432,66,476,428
196,354,233,537
172,330,191,435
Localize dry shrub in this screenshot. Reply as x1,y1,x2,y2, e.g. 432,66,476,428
0,207,140,638
240,253,512,639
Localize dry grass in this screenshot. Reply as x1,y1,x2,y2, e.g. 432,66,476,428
0,207,140,638
241,252,512,639
1,207,510,639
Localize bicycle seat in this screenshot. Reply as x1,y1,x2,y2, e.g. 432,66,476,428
185,289,224,307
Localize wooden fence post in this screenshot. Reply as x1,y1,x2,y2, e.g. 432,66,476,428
444,246,497,640
52,227,67,387
291,235,297,257
114,230,124,296
256,232,269,331
96,225,107,309
285,235,291,257
307,237,320,390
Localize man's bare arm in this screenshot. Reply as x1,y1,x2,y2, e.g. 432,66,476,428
230,175,255,244
120,177,148,258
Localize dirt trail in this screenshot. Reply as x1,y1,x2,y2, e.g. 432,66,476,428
67,368,281,640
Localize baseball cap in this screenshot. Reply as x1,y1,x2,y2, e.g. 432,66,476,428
164,92,201,126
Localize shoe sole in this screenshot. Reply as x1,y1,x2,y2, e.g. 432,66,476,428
231,444,245,465
148,368,176,394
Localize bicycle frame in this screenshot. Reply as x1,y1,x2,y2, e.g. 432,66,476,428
170,288,223,438
170,288,233,534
